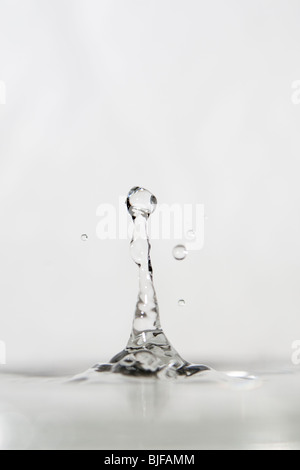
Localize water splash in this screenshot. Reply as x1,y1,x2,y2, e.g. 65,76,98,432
186,230,196,240
88,187,208,378
73,187,256,384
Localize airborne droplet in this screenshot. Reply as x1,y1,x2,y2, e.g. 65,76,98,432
172,245,188,261
186,230,196,240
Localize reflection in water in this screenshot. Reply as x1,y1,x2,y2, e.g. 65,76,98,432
0,368,299,449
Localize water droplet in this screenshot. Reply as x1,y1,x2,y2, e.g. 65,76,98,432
186,230,196,240
178,299,186,307
81,234,88,242
172,245,188,261
126,187,157,218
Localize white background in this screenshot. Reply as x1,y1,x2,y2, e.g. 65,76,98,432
0,0,300,372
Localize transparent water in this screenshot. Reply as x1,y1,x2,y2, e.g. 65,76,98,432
73,187,254,383
186,230,196,240
172,244,188,261
1,187,294,449
1,364,299,449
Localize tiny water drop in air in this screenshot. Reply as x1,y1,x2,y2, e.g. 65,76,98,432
186,230,196,240
173,245,188,261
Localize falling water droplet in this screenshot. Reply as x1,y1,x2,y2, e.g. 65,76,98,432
178,299,186,307
173,245,188,261
81,234,88,242
126,186,157,218
186,230,196,240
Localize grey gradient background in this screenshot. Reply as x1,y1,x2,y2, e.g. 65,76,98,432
0,0,300,372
